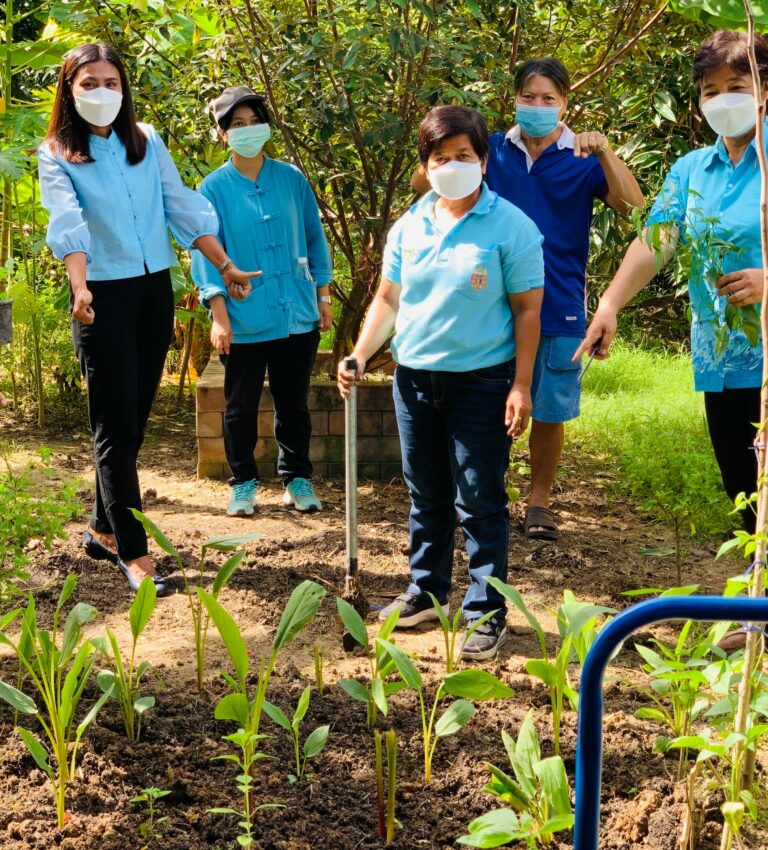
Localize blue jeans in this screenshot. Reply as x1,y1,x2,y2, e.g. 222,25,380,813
393,362,513,620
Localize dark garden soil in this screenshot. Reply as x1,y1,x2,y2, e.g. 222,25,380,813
0,395,765,850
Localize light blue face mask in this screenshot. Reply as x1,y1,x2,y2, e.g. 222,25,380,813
227,123,271,158
515,103,561,138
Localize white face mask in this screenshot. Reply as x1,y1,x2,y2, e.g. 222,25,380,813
74,87,123,128
427,160,483,200
700,92,756,138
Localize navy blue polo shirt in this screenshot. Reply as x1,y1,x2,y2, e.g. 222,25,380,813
485,128,608,337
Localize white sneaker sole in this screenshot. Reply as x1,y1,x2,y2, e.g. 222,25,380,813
282,492,321,513
227,505,255,517
460,627,507,661
381,602,449,628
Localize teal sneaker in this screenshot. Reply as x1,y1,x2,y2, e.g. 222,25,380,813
283,477,322,512
227,479,258,517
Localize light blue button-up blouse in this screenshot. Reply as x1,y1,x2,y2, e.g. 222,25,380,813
38,123,218,281
647,131,764,392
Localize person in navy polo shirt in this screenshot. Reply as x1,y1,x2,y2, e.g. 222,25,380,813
413,57,643,541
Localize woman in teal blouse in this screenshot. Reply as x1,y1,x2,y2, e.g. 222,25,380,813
192,87,333,517
39,43,256,595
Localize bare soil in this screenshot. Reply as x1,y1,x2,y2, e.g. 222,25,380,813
0,394,765,850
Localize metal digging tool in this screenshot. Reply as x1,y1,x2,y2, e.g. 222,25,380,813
341,356,369,649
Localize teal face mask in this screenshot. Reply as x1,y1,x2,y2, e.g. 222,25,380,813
227,123,271,157
515,103,561,138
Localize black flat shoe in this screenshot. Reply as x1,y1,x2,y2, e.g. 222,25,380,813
117,559,169,598
83,529,118,564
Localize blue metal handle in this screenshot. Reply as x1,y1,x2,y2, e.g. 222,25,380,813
574,595,768,850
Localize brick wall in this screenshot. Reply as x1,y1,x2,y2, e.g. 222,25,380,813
196,358,402,480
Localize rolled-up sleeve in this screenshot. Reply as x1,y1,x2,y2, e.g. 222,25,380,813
38,146,92,262
301,178,333,285
190,182,227,309
500,219,545,293
150,129,219,248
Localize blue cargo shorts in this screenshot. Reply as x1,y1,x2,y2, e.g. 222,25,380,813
530,335,582,424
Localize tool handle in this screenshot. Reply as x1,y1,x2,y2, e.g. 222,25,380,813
344,357,358,575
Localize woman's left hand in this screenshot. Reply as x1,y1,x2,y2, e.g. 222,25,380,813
716,268,764,306
223,266,262,301
318,300,333,332
505,384,532,437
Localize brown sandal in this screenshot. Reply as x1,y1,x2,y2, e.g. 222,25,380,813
524,506,559,541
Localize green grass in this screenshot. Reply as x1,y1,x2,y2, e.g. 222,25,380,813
567,342,736,538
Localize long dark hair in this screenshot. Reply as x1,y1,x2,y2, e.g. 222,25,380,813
44,43,147,165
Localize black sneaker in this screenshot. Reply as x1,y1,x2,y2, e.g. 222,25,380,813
460,618,507,661
378,591,448,628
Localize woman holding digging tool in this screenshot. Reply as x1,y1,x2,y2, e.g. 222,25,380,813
576,30,768,650
39,43,258,596
338,105,544,661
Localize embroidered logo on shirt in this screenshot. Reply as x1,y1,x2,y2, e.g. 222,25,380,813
470,267,488,290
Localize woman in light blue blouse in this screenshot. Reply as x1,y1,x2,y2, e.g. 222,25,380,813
192,87,333,517
39,43,257,595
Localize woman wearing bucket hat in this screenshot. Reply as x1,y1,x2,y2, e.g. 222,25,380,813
192,86,333,516
38,43,259,596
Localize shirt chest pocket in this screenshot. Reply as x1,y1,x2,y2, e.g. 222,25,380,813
453,246,503,300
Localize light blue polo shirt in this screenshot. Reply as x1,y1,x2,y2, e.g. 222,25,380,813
647,131,764,392
382,184,544,371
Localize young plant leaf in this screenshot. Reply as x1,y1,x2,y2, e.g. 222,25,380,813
212,550,247,597
338,678,369,703
375,639,422,690
486,578,547,657
443,669,514,701
18,728,52,777
129,576,157,639
273,581,327,651
293,686,311,725
371,676,388,715
134,696,155,715
303,724,330,758
131,509,181,560
435,699,475,737
197,588,249,691
458,808,522,847
263,700,292,732
203,532,262,552
215,693,251,728
335,597,368,649
427,592,451,632
533,756,572,816
0,680,38,714
61,603,98,661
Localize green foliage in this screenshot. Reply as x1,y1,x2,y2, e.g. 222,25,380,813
201,580,326,830
130,786,171,844
336,597,407,726
93,577,158,742
377,637,513,784
571,343,734,541
0,443,81,601
459,711,574,848
487,578,614,757
132,509,258,691
209,729,284,848
427,592,498,674
263,685,330,781
670,0,768,29
0,575,111,828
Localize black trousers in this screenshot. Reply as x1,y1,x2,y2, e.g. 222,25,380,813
221,330,319,485
704,387,760,534
72,269,174,561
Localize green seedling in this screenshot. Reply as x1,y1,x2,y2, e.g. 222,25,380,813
0,574,112,827
487,578,614,756
374,728,399,843
336,598,407,727
314,640,324,696
458,710,574,848
132,509,259,691
130,786,170,845
264,685,330,781
209,728,284,847
427,592,498,674
200,580,326,827
377,638,513,784
93,576,157,742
